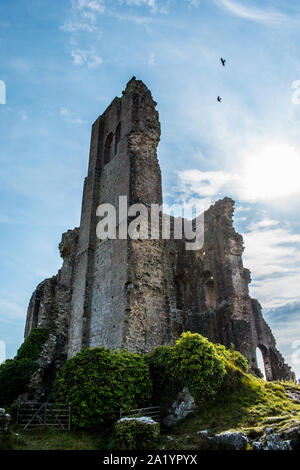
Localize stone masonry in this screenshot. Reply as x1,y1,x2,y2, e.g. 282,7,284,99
25,77,295,382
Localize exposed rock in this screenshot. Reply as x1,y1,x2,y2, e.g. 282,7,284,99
265,427,273,435
197,430,209,436
118,416,157,425
210,431,249,450
276,423,300,449
252,441,263,450
284,388,300,404
196,430,249,450
263,434,292,450
252,419,300,450
163,388,197,427
194,423,300,450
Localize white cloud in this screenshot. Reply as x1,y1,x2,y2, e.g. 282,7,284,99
60,107,69,116
176,163,300,313
0,298,25,320
239,143,300,203
271,315,300,378
72,0,106,13
242,224,300,310
59,107,85,124
235,206,251,212
122,0,158,13
186,0,200,6
61,0,173,41
82,10,97,21
71,49,86,65
249,218,279,229
215,0,286,24
148,52,155,66
71,0,161,14
72,117,85,124
60,20,98,32
177,169,237,197
71,47,102,67
176,142,300,206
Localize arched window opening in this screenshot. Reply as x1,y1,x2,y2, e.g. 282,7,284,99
115,122,121,155
256,347,266,380
205,281,216,310
32,295,41,330
104,132,113,165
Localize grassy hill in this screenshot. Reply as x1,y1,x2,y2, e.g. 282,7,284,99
1,331,299,450
2,369,300,450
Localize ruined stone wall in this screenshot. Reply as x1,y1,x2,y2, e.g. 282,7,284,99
68,77,164,356
24,77,295,382
25,227,79,350
160,199,294,380
23,227,79,399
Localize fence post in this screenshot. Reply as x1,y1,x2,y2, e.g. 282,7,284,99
68,403,71,431
16,402,20,425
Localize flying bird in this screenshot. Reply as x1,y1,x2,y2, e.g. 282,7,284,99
217,96,222,102
221,58,226,67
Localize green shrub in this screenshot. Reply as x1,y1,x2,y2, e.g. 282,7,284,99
16,328,50,361
0,328,51,407
215,343,249,373
229,350,249,373
147,333,227,405
146,346,173,395
53,347,152,430
0,358,38,407
169,333,227,401
115,418,160,450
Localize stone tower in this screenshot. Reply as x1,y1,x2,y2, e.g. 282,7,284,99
25,77,295,384
68,77,166,357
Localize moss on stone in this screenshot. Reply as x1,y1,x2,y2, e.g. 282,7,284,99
16,328,50,361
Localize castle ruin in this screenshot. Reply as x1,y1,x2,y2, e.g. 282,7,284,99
24,77,294,383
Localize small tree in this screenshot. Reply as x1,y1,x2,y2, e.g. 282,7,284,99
16,328,50,361
0,328,50,407
0,359,38,407
169,332,227,401
147,333,228,405
53,347,152,429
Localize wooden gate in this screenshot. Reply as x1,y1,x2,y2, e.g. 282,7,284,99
17,402,71,431
120,406,161,422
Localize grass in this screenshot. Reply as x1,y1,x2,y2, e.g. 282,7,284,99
2,363,300,450
160,364,300,450
0,425,115,450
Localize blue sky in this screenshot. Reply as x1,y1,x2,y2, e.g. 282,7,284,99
0,0,300,377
